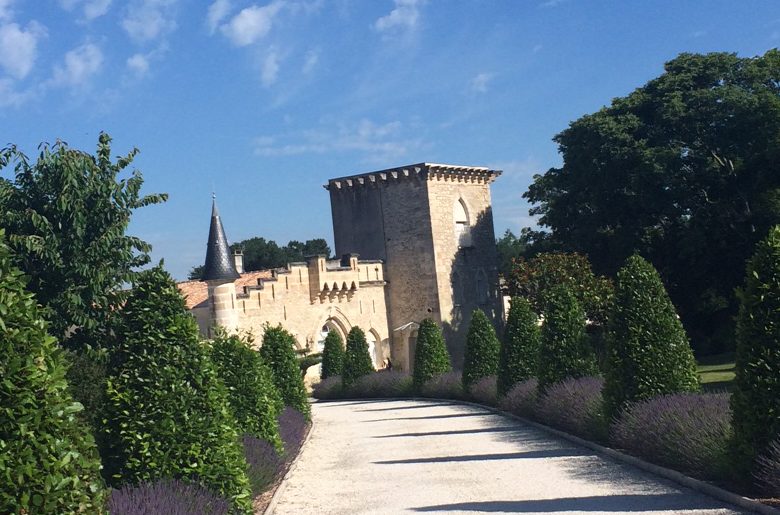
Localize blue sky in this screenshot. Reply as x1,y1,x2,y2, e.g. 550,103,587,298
1,0,778,280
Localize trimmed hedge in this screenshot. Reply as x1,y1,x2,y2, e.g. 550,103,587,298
412,318,451,391
462,309,501,391
0,230,106,514
342,326,374,388
498,297,540,397
320,330,344,380
731,226,780,477
260,325,310,418
603,255,699,420
104,266,251,513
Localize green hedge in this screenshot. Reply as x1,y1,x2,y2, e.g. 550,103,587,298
342,326,374,387
412,318,451,391
462,309,501,391
498,297,540,397
320,330,344,380
260,325,310,417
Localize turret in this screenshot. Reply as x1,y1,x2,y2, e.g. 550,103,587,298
203,195,239,333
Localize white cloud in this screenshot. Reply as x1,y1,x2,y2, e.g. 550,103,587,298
261,50,280,86
0,0,13,21
122,0,178,43
539,0,565,7
52,43,103,88
206,0,231,34
0,77,37,107
126,53,149,77
301,48,318,74
374,0,422,33
469,72,493,93
221,2,283,47
59,0,112,20
0,21,45,79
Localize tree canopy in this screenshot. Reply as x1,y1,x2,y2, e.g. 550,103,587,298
523,50,780,353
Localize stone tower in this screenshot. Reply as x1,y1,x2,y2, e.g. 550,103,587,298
202,196,240,333
327,163,502,369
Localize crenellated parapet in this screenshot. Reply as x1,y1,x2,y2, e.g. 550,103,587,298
325,163,501,191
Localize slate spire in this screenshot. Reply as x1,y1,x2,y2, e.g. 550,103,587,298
203,194,240,281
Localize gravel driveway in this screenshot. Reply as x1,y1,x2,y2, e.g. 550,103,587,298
269,399,746,514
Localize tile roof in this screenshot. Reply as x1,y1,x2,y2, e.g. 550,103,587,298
177,269,274,310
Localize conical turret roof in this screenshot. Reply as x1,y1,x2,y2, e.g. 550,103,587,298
202,196,240,281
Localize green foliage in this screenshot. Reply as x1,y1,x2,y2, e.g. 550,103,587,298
342,326,374,388
496,229,526,279
228,237,331,272
731,226,780,476
604,255,699,419
188,264,205,280
412,318,452,391
104,266,251,513
259,325,310,417
462,309,501,391
0,229,105,514
209,331,284,452
0,133,167,344
537,285,598,392
320,330,345,380
524,50,780,354
64,345,110,465
297,353,322,376
497,297,541,397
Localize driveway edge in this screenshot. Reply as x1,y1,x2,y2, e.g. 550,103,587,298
263,420,315,515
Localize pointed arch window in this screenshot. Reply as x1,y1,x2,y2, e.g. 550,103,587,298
454,198,472,247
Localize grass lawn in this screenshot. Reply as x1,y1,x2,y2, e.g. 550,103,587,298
697,352,735,392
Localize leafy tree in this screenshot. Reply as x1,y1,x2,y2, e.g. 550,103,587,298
537,285,598,392
228,237,332,272
0,229,105,514
496,229,526,279
209,330,284,452
259,325,310,417
320,330,345,380
731,226,780,476
412,318,452,391
462,309,501,391
497,297,541,397
0,133,167,344
104,266,251,513
524,50,780,354
603,255,699,420
188,264,205,280
342,326,374,388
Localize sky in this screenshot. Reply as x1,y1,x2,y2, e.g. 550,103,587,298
1,0,778,280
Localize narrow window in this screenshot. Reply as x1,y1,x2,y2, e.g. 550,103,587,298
454,198,472,247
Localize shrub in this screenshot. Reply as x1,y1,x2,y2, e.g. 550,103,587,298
462,309,501,391
342,326,374,388
260,324,310,418
498,297,540,397
469,375,498,406
0,229,105,514
537,285,598,392
278,407,309,461
241,435,283,496
419,371,465,400
755,438,780,497
209,331,283,452
107,478,230,515
498,378,539,419
535,376,606,441
603,255,699,420
311,376,343,400
345,371,413,398
64,344,110,463
320,331,344,379
104,266,251,513
731,226,780,477
611,392,731,479
412,318,451,391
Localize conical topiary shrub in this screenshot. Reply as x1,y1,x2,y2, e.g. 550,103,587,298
209,330,284,452
603,255,699,420
0,229,105,514
537,284,598,392
731,226,780,477
259,325,310,418
462,309,501,392
320,330,345,380
413,318,451,391
497,297,541,397
342,326,374,388
104,266,251,513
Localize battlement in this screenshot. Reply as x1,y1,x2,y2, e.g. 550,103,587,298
325,163,501,191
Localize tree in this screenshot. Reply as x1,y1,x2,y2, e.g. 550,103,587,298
412,318,452,391
0,229,105,514
188,264,205,280
0,133,167,344
320,330,345,380
209,330,284,452
537,285,598,392
342,326,374,388
462,309,501,391
259,325,310,417
104,266,251,513
496,229,526,280
229,237,332,272
497,297,541,397
524,50,780,354
731,226,780,476
603,255,699,420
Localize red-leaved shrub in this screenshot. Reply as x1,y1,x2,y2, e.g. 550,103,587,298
535,376,606,441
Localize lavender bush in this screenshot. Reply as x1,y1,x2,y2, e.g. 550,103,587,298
241,435,283,495
107,479,230,515
535,376,606,441
344,371,413,398
611,392,731,479
419,371,465,400
498,378,538,418
469,375,498,406
279,407,309,460
755,438,780,497
311,376,343,400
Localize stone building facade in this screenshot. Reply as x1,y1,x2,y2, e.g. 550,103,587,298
178,163,502,372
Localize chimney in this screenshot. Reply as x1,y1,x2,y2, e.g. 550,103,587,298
233,249,244,274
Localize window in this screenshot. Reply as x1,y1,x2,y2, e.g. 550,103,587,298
453,198,472,247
